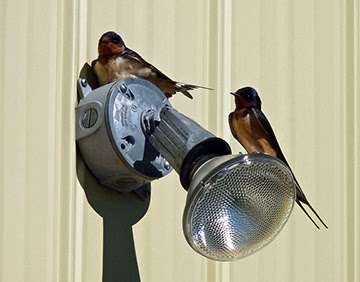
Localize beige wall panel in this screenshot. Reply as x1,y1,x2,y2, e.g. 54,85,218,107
342,1,360,281
0,0,358,281
0,0,60,281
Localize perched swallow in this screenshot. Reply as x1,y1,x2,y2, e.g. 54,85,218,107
229,87,327,229
91,31,211,98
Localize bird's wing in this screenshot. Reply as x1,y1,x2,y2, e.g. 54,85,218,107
252,107,290,167
121,48,173,80
254,109,309,204
253,109,327,229
121,48,211,98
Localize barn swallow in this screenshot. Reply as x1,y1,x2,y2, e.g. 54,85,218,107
91,31,211,98
229,87,327,229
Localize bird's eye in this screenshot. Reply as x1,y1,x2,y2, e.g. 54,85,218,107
113,39,118,44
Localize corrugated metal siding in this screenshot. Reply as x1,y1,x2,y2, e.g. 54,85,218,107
0,0,358,281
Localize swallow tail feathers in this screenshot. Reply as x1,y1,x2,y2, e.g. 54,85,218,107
174,82,213,99
294,182,328,229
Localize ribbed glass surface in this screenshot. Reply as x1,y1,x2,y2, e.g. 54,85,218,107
185,159,295,261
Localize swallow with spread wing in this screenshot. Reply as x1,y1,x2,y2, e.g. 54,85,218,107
92,31,211,99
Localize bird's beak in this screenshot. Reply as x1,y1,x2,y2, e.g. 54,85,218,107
230,92,241,97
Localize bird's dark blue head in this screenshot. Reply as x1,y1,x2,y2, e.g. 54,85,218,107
230,86,262,110
98,31,124,47
98,31,125,56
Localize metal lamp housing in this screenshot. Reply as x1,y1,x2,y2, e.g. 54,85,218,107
76,77,173,192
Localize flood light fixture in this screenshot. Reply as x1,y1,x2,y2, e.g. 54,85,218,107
76,77,295,262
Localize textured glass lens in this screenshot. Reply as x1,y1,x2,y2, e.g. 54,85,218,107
185,158,295,261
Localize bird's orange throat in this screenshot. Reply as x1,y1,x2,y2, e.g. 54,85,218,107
98,44,125,57
235,96,252,109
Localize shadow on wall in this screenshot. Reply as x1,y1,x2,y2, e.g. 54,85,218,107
76,64,150,282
